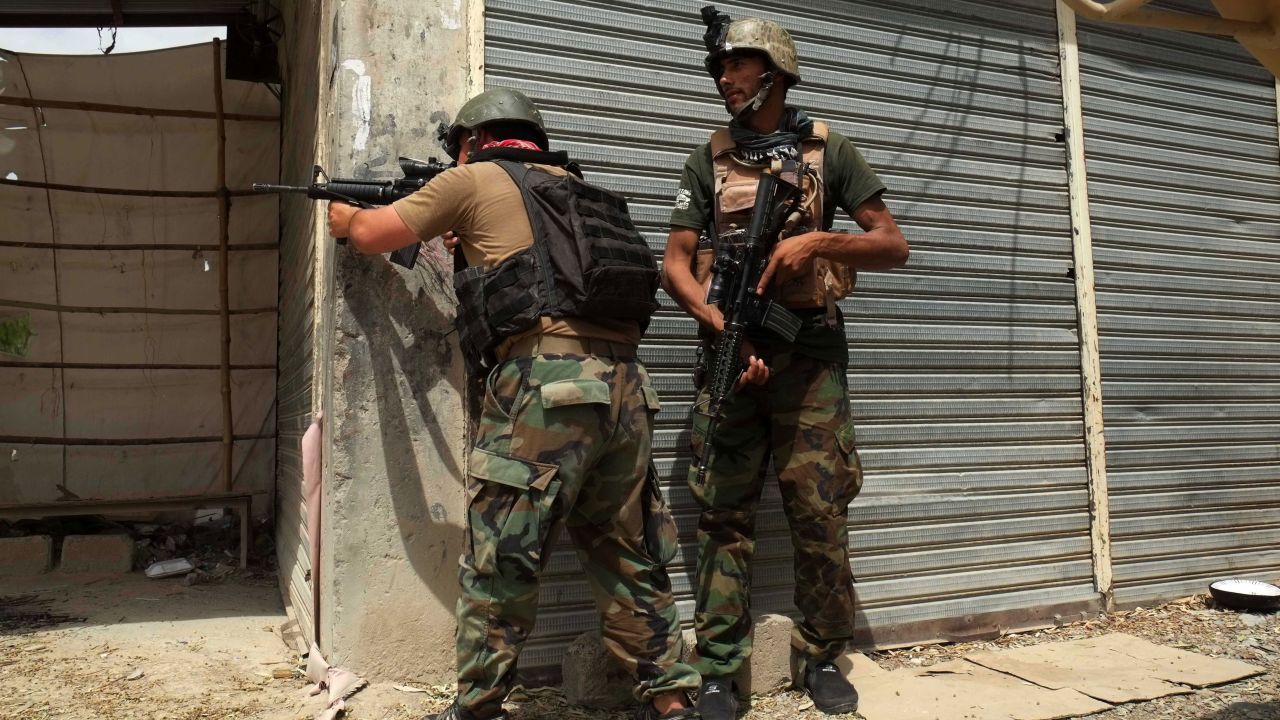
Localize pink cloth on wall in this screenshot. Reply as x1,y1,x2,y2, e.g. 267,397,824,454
302,411,323,643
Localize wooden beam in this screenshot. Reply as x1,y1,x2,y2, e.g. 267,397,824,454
0,434,274,446
0,96,277,122
1056,1,1114,610
213,39,235,496
0,300,276,316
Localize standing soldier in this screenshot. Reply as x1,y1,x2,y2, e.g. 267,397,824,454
661,9,909,719
328,88,701,720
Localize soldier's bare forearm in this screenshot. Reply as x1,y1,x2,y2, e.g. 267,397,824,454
811,227,909,270
662,228,724,332
811,196,909,270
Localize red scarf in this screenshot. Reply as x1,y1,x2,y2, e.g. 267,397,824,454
479,139,542,151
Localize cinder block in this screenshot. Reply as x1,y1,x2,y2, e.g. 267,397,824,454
60,534,134,574
0,535,53,576
561,630,633,710
739,613,795,695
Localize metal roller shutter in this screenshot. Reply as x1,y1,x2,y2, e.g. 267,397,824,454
1077,2,1280,608
487,0,1097,673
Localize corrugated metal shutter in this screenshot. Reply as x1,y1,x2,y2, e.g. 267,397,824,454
275,194,315,647
487,0,1097,673
274,50,321,649
1078,2,1280,607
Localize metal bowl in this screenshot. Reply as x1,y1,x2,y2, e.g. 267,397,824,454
1209,578,1280,611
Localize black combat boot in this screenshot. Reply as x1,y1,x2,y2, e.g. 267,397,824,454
695,678,738,720
799,660,859,715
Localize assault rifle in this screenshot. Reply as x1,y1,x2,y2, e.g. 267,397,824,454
695,159,808,485
253,156,453,269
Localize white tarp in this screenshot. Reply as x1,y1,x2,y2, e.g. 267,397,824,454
0,42,280,507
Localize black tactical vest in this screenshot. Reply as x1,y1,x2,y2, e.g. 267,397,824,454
453,155,659,370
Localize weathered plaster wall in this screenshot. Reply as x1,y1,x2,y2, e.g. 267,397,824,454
319,0,476,683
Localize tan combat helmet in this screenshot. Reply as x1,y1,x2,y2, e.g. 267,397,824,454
701,6,801,86
439,87,548,160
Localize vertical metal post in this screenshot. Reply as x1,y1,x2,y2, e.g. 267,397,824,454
213,39,234,493
1056,1,1114,609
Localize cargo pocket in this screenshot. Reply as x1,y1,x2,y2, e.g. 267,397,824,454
641,385,662,414
483,359,530,421
466,446,561,575
539,377,612,409
834,419,864,501
641,463,679,565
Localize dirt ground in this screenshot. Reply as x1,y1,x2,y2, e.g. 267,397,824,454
1,572,1275,720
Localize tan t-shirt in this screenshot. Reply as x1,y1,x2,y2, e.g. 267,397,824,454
391,161,640,347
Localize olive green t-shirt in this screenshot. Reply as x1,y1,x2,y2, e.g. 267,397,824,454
668,128,886,365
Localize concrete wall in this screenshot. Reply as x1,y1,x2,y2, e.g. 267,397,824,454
313,0,477,683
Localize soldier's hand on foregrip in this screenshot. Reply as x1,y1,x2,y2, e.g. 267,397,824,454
326,200,360,240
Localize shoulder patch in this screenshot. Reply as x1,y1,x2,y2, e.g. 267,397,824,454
674,187,692,211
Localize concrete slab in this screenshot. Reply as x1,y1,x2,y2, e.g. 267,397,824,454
60,533,134,573
856,659,1111,720
965,632,1264,704
0,535,53,576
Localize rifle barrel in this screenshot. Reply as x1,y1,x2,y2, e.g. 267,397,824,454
251,183,309,193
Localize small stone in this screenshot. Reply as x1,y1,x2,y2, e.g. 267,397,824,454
1240,614,1266,627
126,669,144,681
272,667,294,679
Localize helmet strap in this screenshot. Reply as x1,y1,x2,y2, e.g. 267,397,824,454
730,70,776,122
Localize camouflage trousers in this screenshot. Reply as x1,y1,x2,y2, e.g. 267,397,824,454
687,348,863,679
456,353,701,718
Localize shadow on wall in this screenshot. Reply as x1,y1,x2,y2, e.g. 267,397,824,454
339,247,466,604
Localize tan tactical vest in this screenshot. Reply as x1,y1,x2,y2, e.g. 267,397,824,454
699,121,855,310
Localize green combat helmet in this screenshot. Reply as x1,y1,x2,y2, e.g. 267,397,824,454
438,87,548,160
700,6,800,119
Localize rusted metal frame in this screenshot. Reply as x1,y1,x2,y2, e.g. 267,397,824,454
214,40,234,496
0,493,254,569
0,241,278,251
0,434,275,446
0,177,258,197
0,300,276,315
1061,0,1275,36
1056,1,1114,610
0,96,278,123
